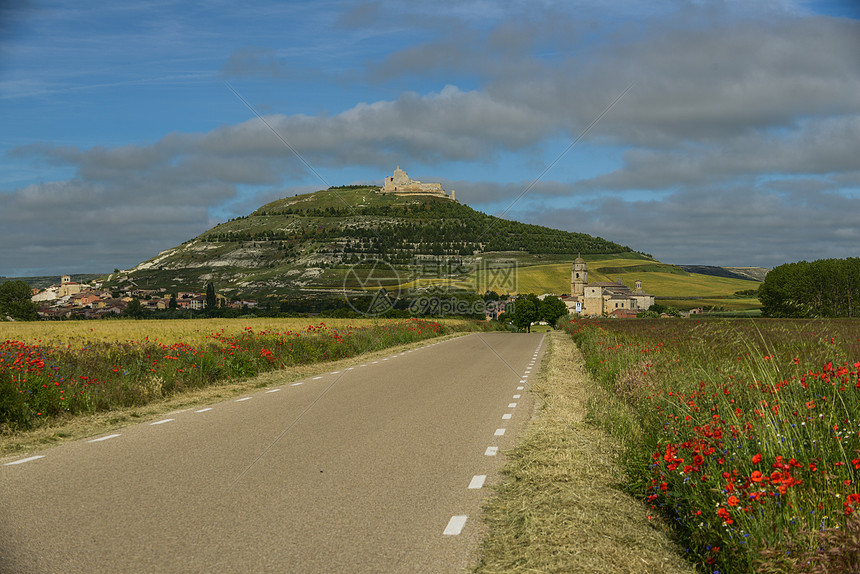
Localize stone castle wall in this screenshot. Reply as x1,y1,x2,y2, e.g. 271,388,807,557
381,167,451,198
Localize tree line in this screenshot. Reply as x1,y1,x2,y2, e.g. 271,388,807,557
758,257,860,318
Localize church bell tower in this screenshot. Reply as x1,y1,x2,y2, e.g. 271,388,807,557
571,255,587,296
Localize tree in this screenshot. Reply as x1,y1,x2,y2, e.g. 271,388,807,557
205,282,217,310
759,258,860,318
510,297,538,333
122,299,147,319
0,280,39,321
482,290,500,301
169,293,178,310
539,295,569,327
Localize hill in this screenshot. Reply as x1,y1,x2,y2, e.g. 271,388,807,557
91,185,764,311
679,265,769,282
102,186,640,300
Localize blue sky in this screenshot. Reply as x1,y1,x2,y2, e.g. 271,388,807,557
1,0,859,276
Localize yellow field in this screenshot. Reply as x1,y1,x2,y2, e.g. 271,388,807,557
0,317,472,346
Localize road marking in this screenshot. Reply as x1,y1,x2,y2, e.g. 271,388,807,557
291,382,303,386
266,388,281,393
330,371,340,375
236,397,252,402
469,475,487,489
371,361,379,364
443,515,468,536
495,428,506,436
508,403,517,408
313,376,323,380
347,367,355,370
517,386,524,390
151,418,174,425
382,358,389,361
502,413,512,420
168,409,189,415
88,434,121,443
196,407,213,413
522,374,529,379
485,446,498,456
513,394,521,399
4,455,44,466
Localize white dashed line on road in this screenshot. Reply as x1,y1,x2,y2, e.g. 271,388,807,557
312,376,323,380
443,515,468,536
266,388,281,393
291,382,303,386
502,413,512,420
485,446,498,456
4,456,44,466
508,403,517,408
495,428,506,436
236,397,251,402
513,394,521,399
468,475,486,489
196,408,213,413
151,419,174,426
88,434,121,443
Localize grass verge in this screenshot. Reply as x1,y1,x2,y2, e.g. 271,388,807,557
473,330,694,573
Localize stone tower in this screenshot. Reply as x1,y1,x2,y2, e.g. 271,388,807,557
571,255,587,296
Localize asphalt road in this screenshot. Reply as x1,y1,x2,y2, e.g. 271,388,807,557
0,331,546,573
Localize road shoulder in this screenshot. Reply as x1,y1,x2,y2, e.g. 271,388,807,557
472,330,695,573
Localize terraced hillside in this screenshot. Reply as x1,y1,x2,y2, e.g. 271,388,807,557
102,186,637,300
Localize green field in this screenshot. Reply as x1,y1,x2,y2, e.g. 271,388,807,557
476,257,760,300
341,253,763,311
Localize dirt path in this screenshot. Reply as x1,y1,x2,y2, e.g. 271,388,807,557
473,330,696,573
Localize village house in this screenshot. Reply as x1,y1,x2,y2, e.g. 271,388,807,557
58,275,86,298
31,274,252,319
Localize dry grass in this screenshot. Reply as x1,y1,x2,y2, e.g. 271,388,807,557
473,331,695,573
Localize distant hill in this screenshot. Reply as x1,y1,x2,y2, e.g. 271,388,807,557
679,265,769,282
101,186,640,300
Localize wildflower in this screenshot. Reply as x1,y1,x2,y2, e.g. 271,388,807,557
752,453,762,465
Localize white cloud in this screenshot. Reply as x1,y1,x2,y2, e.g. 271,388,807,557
2,0,859,275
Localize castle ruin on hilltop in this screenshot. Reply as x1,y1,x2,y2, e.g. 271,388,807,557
381,167,455,200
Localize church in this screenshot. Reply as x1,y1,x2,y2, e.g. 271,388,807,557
565,256,655,317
